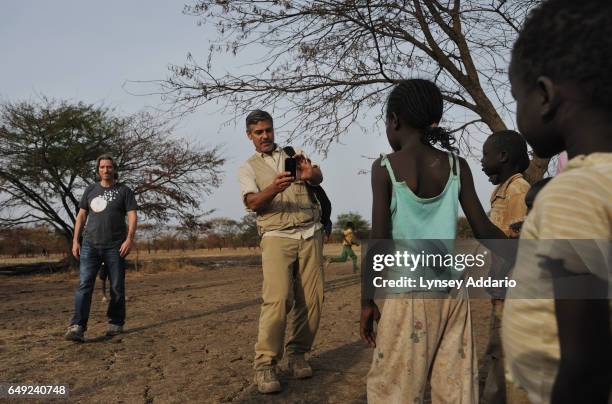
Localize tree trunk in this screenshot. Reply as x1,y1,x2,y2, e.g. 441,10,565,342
472,93,551,185
523,156,550,184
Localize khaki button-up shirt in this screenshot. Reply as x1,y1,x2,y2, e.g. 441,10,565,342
237,145,322,239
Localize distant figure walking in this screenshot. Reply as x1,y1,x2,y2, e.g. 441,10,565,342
327,222,360,273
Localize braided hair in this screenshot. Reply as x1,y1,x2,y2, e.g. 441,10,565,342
386,79,458,153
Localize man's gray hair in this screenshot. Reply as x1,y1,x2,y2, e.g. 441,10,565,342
246,110,273,131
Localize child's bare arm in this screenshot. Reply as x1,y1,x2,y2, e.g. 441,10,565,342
360,158,390,347
458,157,507,239
458,157,518,261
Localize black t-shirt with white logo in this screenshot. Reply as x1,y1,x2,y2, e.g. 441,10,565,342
79,182,138,247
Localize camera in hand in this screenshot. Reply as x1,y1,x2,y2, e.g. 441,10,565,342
284,157,297,179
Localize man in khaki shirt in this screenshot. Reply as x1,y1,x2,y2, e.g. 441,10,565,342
238,110,325,394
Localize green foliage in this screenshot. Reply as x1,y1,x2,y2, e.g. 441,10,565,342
333,211,370,240
0,98,224,244
237,213,258,247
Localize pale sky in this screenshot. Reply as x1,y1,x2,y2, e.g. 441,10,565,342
1,0,499,224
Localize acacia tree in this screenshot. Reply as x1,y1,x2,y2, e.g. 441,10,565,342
0,99,225,249
237,213,258,247
162,0,548,182
179,212,213,249
204,217,241,248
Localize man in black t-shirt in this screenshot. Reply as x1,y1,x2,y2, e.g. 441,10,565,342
65,154,138,342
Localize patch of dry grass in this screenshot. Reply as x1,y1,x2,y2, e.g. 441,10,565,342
0,253,66,265
1,243,353,279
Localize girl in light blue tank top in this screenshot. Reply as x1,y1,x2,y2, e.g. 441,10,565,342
363,79,507,403
382,151,459,240
380,151,462,293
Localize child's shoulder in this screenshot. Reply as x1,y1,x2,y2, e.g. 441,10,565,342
546,169,611,205
532,171,612,238
536,167,611,214
452,154,470,176
375,150,402,164
507,174,531,196
371,155,392,181
372,154,385,167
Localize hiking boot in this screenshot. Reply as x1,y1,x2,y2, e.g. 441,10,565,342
106,324,123,337
64,325,84,342
288,355,313,379
254,367,281,394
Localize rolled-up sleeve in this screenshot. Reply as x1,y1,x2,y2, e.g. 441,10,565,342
238,162,259,207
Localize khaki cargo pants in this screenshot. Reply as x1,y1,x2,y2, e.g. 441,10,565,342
254,230,324,369
367,288,478,404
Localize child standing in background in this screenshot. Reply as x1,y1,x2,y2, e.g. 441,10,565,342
481,130,531,238
480,130,530,404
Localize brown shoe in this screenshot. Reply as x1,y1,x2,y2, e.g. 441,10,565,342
288,355,313,379
254,367,281,393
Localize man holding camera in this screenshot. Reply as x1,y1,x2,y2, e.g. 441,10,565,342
238,110,325,393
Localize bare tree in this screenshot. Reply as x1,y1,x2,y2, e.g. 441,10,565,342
161,0,548,182
0,99,225,249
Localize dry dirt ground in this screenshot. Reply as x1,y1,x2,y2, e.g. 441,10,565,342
1,246,494,403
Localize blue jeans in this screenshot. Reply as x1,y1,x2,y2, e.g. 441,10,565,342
70,240,126,329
